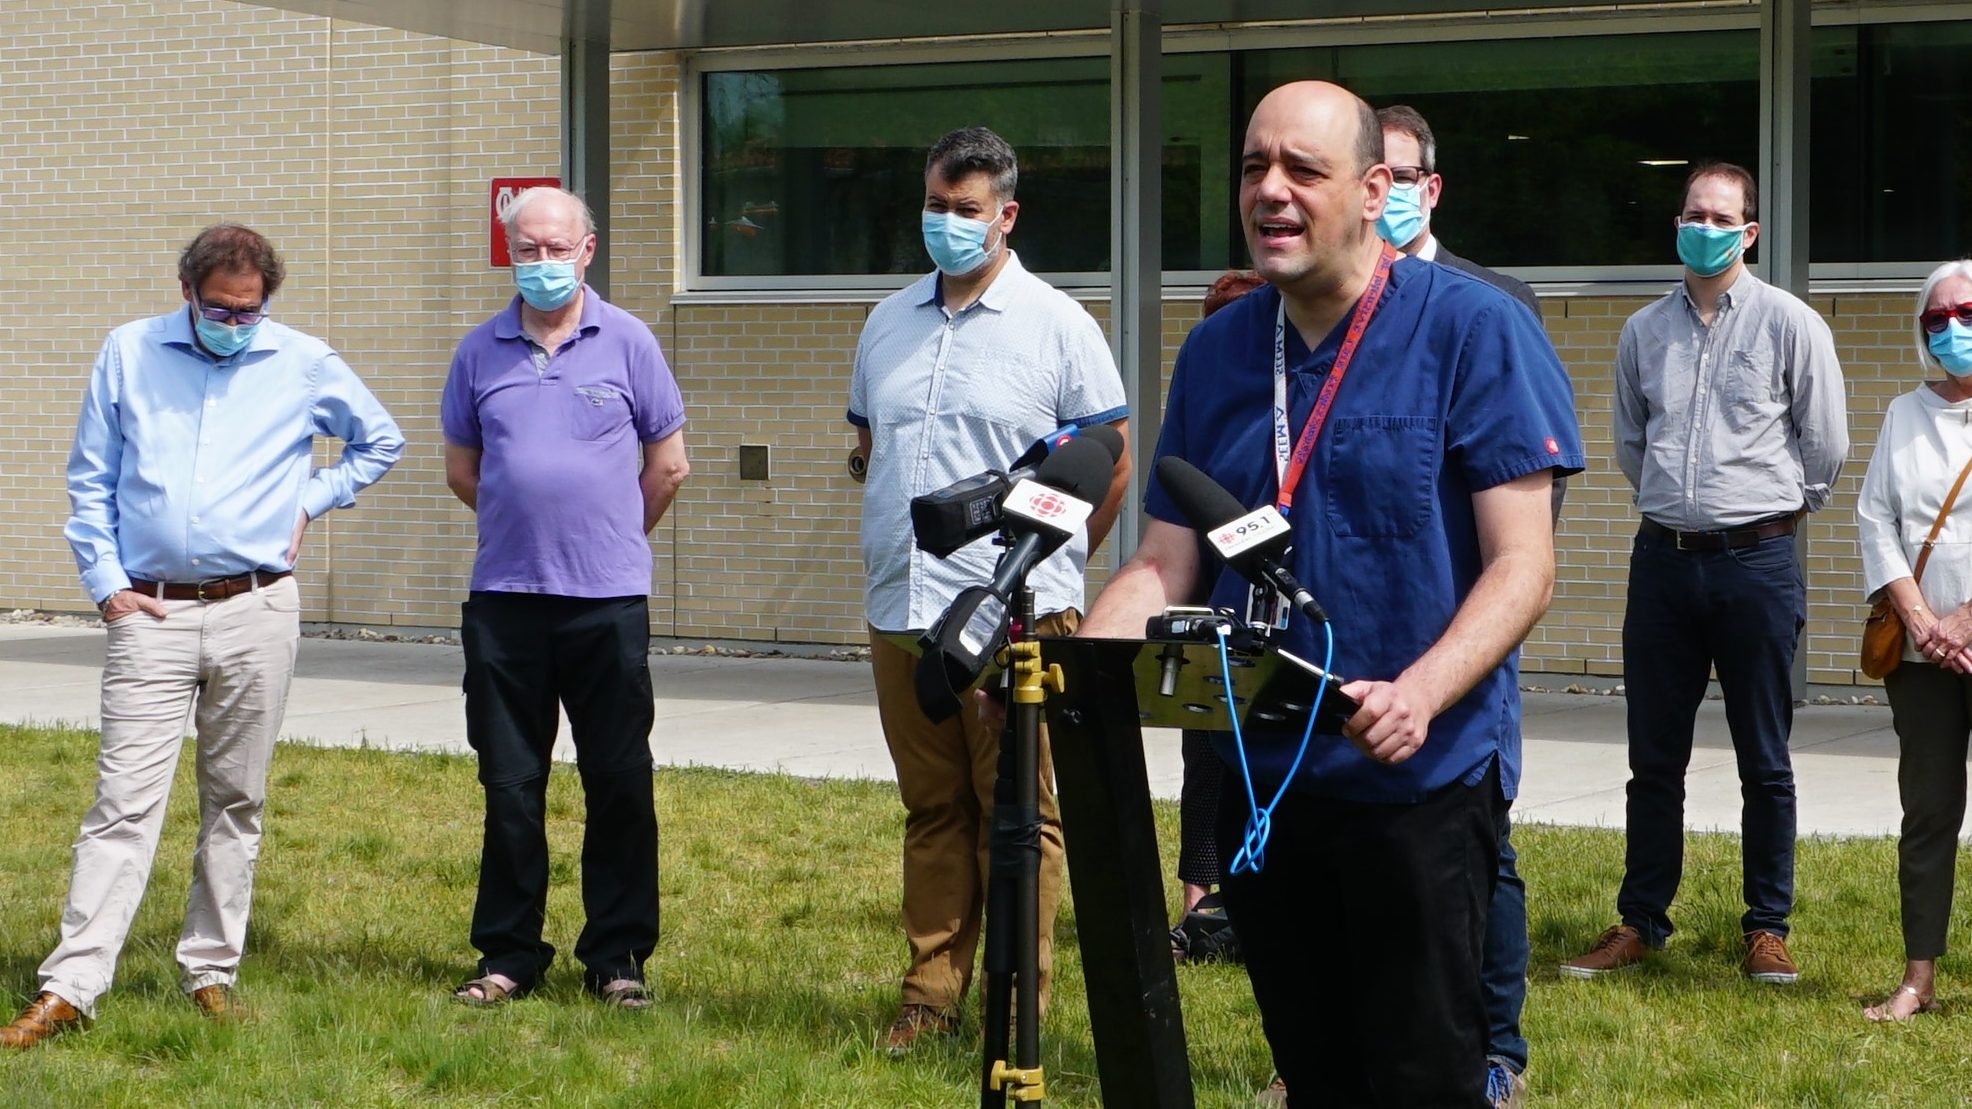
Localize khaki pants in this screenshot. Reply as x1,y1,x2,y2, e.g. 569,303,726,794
868,610,1075,1013
41,577,301,1016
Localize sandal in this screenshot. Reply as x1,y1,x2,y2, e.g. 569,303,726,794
593,978,653,1010
1863,983,1938,1022
452,974,528,1007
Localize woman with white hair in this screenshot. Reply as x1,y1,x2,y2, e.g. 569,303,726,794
1855,257,1972,1021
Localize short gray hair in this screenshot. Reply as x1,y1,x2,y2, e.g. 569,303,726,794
1915,259,1972,373
925,126,1018,203
499,186,596,240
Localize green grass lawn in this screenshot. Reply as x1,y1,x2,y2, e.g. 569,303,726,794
1,722,1970,1106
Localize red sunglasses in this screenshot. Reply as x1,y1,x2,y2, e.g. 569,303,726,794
1920,301,1972,334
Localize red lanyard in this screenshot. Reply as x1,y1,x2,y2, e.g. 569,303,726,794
1273,244,1397,514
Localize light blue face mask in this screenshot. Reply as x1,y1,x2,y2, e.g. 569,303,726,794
514,259,580,310
1375,183,1429,249
1676,221,1748,278
194,313,257,358
1929,319,1972,378
921,208,1002,277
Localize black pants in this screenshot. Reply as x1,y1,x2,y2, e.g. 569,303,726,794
1217,761,1501,1108
1178,729,1223,886
1882,661,1972,960
461,591,659,992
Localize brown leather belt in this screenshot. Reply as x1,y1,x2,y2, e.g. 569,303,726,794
1640,515,1796,552
128,570,291,602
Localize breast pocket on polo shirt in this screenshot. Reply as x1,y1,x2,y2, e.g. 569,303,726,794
568,385,632,441
1321,415,1441,539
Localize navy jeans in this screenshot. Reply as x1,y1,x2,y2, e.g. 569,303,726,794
1484,810,1528,1072
1617,529,1802,946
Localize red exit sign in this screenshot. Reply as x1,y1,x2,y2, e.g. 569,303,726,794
490,177,561,266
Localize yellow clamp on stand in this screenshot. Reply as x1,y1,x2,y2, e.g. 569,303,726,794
989,1060,1047,1102
1006,639,1065,706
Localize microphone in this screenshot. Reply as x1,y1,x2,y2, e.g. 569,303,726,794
911,424,1124,557
1154,455,1329,625
914,436,1118,721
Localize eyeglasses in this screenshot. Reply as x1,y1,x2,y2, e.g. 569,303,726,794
1919,301,1972,334
195,296,268,327
1389,165,1432,187
510,238,588,264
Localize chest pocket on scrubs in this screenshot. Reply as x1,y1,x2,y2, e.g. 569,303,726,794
1322,415,1441,539
568,385,631,441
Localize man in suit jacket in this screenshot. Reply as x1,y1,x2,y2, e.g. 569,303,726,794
1375,102,1548,1109
1374,104,1539,318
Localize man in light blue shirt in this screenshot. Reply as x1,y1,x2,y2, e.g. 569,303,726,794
1,223,402,1049
848,126,1129,1054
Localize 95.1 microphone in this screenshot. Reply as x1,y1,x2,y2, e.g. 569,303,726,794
1154,455,1329,625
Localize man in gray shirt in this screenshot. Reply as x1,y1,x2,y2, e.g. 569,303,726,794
1563,162,1847,985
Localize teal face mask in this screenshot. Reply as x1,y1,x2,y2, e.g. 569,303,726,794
514,259,580,310
921,208,1001,277
194,314,257,358
1930,319,1972,377
1676,221,1747,278
1376,183,1428,249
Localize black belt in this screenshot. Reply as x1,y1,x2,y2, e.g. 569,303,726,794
1639,515,1796,552
128,570,291,602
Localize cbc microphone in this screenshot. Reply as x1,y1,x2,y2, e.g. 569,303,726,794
913,436,1117,722
1154,455,1329,625
911,423,1124,557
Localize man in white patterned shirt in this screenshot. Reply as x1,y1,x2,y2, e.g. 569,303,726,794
847,125,1129,1055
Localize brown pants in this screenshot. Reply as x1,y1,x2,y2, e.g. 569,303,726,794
868,611,1076,1013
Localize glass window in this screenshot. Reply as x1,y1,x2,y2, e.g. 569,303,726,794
697,18,1969,279
701,58,1231,278
1811,21,1972,263
1237,32,1760,268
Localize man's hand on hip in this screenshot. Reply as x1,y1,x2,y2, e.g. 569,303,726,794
287,512,311,565
1338,678,1430,765
100,589,168,624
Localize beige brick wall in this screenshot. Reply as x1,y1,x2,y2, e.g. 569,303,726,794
0,2,1922,682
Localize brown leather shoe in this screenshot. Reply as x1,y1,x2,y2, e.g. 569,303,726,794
882,1003,958,1056
1559,924,1651,978
0,992,84,1049
190,984,243,1021
1743,930,1800,983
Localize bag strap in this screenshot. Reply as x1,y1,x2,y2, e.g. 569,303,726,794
1913,453,1972,583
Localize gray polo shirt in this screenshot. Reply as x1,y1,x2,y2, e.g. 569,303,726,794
849,252,1127,632
1613,268,1849,531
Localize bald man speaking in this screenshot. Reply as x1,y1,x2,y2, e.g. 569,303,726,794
1080,81,1583,1105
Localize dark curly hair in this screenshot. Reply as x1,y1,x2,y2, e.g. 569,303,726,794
177,223,285,299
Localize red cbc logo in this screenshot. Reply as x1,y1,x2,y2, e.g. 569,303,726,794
1544,436,1560,455
1028,491,1070,519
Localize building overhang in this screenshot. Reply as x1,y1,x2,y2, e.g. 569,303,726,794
248,0,1613,53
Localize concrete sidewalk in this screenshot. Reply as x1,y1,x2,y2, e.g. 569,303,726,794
0,622,1939,839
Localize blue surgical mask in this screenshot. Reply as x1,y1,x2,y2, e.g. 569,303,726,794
1376,183,1428,249
921,208,1002,277
1930,319,1972,377
1676,221,1747,278
194,314,257,358
514,259,580,310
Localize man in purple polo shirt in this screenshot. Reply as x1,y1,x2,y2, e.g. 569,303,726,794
440,186,689,1011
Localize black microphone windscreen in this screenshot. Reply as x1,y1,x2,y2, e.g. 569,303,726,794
1032,435,1116,504
1154,456,1248,533
1077,423,1125,463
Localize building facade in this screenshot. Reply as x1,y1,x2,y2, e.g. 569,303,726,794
5,0,1968,684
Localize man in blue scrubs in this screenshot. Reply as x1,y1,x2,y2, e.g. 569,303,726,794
1081,81,1582,1106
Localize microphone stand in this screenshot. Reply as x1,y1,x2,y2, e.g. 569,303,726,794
980,583,1060,1107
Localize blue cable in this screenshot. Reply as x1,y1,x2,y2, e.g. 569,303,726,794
1223,619,1335,875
